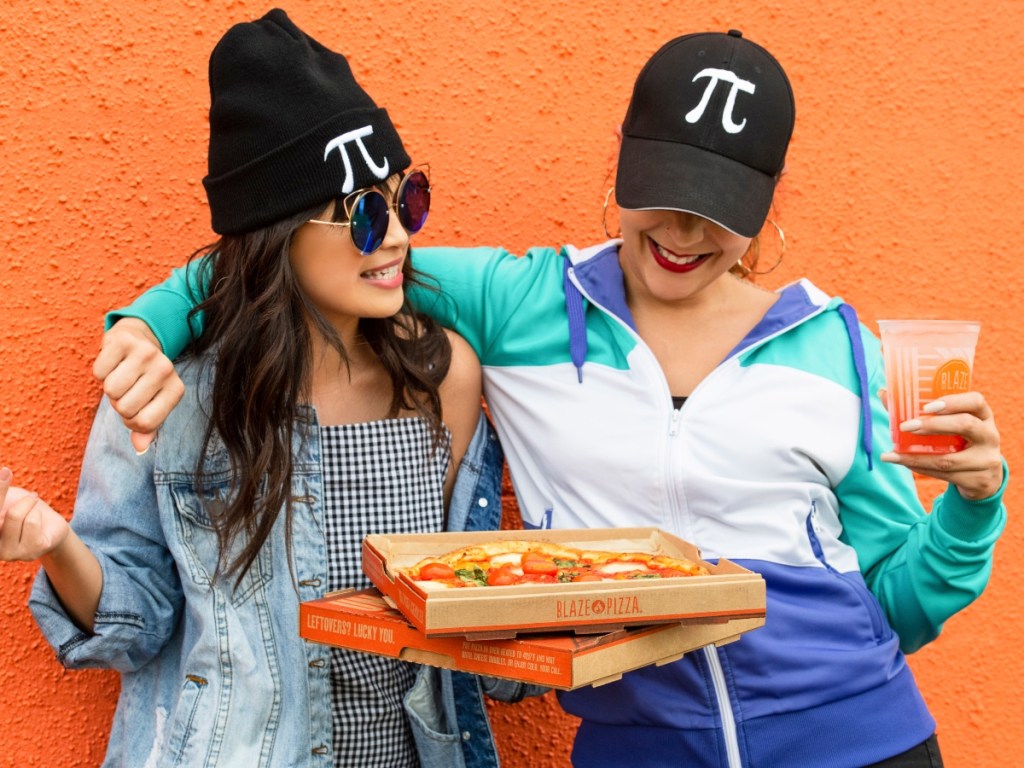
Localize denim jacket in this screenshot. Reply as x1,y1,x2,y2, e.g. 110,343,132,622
29,356,514,767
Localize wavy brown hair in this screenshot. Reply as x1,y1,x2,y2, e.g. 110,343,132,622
186,202,451,586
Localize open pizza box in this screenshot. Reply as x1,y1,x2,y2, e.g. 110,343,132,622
362,527,766,639
301,588,765,691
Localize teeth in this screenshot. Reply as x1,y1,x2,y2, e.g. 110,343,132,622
362,265,399,280
654,242,707,265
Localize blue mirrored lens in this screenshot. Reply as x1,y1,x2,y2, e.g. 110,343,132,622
349,191,389,254
398,171,430,234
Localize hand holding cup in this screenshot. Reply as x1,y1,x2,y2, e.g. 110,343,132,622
876,318,1004,501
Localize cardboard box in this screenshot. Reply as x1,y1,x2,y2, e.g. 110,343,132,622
362,527,766,638
301,588,765,691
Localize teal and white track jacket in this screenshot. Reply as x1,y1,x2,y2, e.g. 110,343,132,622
114,240,1007,768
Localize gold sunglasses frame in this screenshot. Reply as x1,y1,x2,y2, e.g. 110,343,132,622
307,165,431,254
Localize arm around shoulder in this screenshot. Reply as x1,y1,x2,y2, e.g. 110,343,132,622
94,257,213,451
104,259,213,358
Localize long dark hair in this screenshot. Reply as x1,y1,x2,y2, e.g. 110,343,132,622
187,202,451,585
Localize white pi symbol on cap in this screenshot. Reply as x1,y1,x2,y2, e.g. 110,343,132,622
685,68,757,134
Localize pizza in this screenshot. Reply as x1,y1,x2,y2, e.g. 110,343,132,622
401,539,709,589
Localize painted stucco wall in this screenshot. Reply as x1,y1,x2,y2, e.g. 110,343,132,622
1,2,1021,765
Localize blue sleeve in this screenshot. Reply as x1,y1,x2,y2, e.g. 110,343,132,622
28,398,184,671
836,327,1007,653
104,256,212,359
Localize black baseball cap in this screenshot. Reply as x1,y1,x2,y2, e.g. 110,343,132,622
616,30,795,238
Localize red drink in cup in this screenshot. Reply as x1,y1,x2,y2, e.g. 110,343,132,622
878,320,980,454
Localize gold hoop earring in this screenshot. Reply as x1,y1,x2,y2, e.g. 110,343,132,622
602,187,621,240
738,219,785,276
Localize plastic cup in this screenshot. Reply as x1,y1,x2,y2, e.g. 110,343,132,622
878,319,980,454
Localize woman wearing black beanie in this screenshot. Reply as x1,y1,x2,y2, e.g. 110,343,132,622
4,9,507,767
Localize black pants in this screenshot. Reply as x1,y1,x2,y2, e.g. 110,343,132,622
865,734,943,767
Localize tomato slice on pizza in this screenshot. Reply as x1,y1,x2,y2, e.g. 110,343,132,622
402,539,709,588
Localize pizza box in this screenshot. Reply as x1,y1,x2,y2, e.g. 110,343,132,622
362,527,766,638
301,588,765,691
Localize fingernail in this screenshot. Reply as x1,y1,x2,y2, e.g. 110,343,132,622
0,467,11,482
900,419,923,432
879,452,899,462
130,431,155,456
922,400,946,414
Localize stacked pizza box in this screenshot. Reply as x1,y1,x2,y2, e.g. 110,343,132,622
299,527,767,690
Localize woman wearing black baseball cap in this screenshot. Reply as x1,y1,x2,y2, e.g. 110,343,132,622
96,27,1005,768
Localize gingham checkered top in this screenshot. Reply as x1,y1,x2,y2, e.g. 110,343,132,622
320,418,449,768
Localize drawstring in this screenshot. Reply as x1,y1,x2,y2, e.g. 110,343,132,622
563,258,587,383
837,303,874,470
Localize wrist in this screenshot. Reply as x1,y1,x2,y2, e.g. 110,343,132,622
955,458,1008,502
37,526,74,569
937,460,1009,542
116,316,162,349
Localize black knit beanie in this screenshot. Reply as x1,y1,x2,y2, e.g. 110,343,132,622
202,9,410,235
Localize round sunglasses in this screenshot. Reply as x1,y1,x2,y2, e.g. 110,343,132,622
308,167,431,255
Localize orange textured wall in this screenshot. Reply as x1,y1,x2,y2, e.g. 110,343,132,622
1,2,1021,766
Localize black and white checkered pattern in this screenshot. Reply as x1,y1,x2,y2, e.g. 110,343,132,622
320,418,449,767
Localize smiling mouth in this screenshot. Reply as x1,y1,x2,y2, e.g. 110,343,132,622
361,264,401,280
649,239,714,272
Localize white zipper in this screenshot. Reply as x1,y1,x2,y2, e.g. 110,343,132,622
704,645,742,768
564,265,698,541
669,406,682,436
